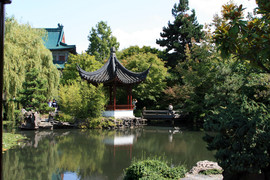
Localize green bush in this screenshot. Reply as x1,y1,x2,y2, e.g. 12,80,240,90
204,97,270,175
124,159,187,180
199,169,223,175
79,117,116,129
55,112,75,123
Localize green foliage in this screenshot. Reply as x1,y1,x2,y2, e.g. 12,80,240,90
2,133,27,152
122,52,168,109
118,45,163,60
199,169,223,175
3,17,59,120
79,117,116,129
204,97,270,175
55,112,75,123
59,53,106,121
61,53,102,85
86,21,120,62
203,67,270,175
213,2,270,73
124,158,187,180
163,36,220,120
17,68,49,113
59,81,106,120
156,0,204,68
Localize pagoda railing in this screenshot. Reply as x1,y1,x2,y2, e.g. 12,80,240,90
106,105,134,110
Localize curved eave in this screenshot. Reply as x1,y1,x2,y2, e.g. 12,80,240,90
115,61,150,84
76,54,150,85
77,63,113,84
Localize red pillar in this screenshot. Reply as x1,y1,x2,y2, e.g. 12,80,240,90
109,85,112,105
113,83,116,110
127,86,130,109
129,85,133,109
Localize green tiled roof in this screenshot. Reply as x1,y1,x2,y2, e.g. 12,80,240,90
43,24,76,54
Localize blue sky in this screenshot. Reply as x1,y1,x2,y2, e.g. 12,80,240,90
7,0,257,53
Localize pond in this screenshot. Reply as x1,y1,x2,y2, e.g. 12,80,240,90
3,126,215,180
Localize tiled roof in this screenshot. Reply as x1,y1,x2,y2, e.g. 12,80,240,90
43,24,76,54
77,48,150,85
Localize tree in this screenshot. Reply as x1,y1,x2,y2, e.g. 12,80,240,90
59,53,106,120
3,17,59,121
156,0,204,68
121,52,168,109
18,68,49,113
117,45,163,60
213,1,270,73
61,53,102,85
204,71,270,178
86,21,120,62
163,35,220,120
204,2,270,178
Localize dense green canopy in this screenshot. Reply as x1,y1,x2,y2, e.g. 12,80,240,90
4,17,59,120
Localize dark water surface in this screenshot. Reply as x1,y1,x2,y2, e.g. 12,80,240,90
3,126,215,180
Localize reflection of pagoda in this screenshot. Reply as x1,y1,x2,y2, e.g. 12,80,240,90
103,135,134,158
77,47,150,118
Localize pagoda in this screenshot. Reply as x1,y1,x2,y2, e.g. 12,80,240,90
77,47,150,118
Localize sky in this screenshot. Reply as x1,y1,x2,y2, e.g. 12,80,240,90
6,0,257,53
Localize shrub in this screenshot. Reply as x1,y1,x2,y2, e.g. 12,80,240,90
79,117,116,129
124,159,187,180
204,97,270,176
199,169,223,175
55,112,75,123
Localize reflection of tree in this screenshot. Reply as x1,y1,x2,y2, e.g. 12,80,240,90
56,130,106,179
3,137,59,180
3,128,216,179
132,129,216,169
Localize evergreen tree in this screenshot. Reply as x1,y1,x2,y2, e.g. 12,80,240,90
86,21,120,62
18,68,49,113
156,0,204,69
3,17,59,121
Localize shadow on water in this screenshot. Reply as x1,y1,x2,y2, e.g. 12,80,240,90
3,125,215,180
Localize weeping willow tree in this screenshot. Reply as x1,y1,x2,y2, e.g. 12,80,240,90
3,17,60,122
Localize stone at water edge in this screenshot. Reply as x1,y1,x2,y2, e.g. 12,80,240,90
189,160,222,175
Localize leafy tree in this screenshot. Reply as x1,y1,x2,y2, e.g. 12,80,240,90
122,52,168,109
59,81,106,119
17,68,50,113
204,72,270,178
86,21,120,62
163,32,220,120
3,17,59,121
59,53,106,120
156,0,204,69
203,2,270,178
117,45,163,60
61,53,102,85
213,1,270,73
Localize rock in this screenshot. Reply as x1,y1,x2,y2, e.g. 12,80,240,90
189,160,222,175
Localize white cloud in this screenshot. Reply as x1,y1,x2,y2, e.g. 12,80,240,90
113,27,162,50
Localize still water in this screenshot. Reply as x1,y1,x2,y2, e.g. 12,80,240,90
3,126,215,180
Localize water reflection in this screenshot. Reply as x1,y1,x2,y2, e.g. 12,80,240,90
3,127,215,180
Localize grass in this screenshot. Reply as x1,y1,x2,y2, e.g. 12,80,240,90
2,133,27,153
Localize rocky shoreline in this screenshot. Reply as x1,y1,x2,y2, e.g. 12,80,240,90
20,110,147,130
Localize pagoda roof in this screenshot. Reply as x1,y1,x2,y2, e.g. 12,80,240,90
77,48,150,85
43,24,76,54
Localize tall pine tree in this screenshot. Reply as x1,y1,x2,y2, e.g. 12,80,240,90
18,68,49,113
156,0,204,69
